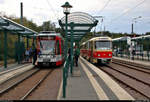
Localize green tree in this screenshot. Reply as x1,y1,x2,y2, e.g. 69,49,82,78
145,32,150,35
41,20,56,31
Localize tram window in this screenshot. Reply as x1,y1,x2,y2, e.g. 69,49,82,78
39,40,55,54
85,43,87,49
91,41,93,49
95,41,111,50
88,42,90,49
90,41,93,49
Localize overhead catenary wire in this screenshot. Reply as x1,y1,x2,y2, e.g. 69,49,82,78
94,0,111,33
98,0,111,14
108,0,146,25
46,0,59,21
104,0,147,32
32,0,60,28
31,0,51,26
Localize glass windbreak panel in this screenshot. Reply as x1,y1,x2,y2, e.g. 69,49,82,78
39,40,55,54
95,41,112,50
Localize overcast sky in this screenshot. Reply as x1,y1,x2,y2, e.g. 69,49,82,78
0,0,150,34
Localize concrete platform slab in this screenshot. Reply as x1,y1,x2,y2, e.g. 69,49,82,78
58,56,135,100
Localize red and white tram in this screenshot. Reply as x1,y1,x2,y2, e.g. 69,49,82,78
80,36,112,64
36,31,64,67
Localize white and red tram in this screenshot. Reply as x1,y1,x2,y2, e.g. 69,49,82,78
80,36,112,64
36,31,64,67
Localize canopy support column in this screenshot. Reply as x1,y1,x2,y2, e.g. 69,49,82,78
63,13,69,98
18,34,21,64
33,35,36,49
27,35,29,49
4,30,7,68
70,22,74,74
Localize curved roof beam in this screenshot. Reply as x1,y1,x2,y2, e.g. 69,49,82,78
59,12,98,42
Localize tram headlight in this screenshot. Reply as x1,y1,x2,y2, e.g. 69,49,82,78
47,55,51,58
108,54,112,56
98,54,101,56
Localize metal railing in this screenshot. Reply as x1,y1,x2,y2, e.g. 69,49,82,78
63,55,70,98
113,51,150,61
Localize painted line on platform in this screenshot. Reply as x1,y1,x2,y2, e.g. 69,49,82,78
81,57,134,100
80,59,109,100
57,79,63,100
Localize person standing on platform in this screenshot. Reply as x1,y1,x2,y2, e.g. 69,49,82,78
29,47,33,63
68,48,71,60
33,48,37,65
25,48,30,62
74,46,80,67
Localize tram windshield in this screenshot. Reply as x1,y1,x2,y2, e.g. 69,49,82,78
95,41,112,50
39,40,55,54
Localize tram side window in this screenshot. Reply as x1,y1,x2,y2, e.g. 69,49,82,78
87,42,90,50
90,41,93,50
89,41,92,50
85,43,87,49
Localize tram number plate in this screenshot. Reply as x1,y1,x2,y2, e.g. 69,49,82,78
103,59,107,62
43,59,50,62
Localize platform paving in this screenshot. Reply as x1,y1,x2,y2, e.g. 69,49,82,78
0,63,34,84
58,57,134,100
0,62,31,74
59,61,99,100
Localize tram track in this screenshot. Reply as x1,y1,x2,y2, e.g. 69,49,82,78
0,68,54,100
98,64,150,99
112,61,150,75
112,58,150,70
20,69,54,100
107,63,150,86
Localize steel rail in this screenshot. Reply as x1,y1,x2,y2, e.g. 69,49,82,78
112,58,150,70
20,69,54,100
100,65,150,99
106,64,150,86
112,61,150,74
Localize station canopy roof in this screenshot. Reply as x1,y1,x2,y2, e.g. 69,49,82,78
112,36,131,41
59,12,98,42
132,35,150,40
0,16,38,36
